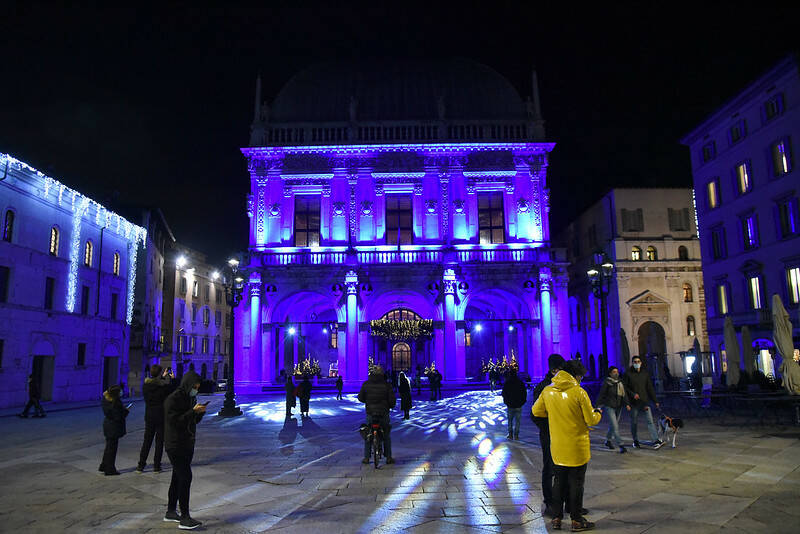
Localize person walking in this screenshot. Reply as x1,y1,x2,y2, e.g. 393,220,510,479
433,368,443,400
299,376,312,417
285,375,296,417
358,365,396,464
163,370,205,530
595,366,629,453
531,353,564,516
622,356,663,449
336,375,344,400
18,374,46,418
502,368,527,439
398,371,412,419
137,365,173,473
532,360,601,532
99,384,128,476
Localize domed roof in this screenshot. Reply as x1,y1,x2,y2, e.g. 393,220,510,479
269,58,528,123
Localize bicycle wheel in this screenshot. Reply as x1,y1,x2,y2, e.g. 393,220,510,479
373,431,380,468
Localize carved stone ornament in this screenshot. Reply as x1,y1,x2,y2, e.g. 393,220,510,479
505,180,515,194
361,200,374,216
268,203,281,218
413,183,423,196
425,199,437,214
332,201,346,217
516,197,530,213
375,183,384,196
322,183,331,197
453,199,465,213
443,279,457,295
466,181,476,194
246,194,255,218
283,184,292,197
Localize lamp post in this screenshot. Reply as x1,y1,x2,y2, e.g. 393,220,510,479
587,251,614,378
218,257,243,417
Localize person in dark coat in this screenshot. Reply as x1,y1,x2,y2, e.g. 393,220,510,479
137,365,173,472
19,374,46,418
162,370,205,529
622,356,663,449
336,375,344,400
398,371,412,419
299,376,312,417
285,376,296,417
595,366,630,453
502,369,527,440
489,368,498,393
358,365,396,464
531,354,564,517
99,384,128,476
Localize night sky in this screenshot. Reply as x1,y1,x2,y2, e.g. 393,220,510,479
2,3,798,263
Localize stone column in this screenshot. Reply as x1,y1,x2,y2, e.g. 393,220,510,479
443,269,462,381
248,280,261,384
345,271,360,383
540,273,553,363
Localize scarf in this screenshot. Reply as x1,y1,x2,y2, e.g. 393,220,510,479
607,376,625,398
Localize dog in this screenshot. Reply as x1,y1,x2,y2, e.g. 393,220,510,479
657,414,684,448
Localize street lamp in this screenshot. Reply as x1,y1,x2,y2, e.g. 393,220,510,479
218,256,244,417
587,251,614,378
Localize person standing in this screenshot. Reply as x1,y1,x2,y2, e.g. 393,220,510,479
163,370,205,530
622,356,663,449
299,376,312,417
336,375,344,400
398,371,412,419
137,365,173,473
532,360,601,532
285,375,296,417
531,354,564,516
18,374,46,418
99,384,128,476
502,369,527,439
489,368,498,393
595,366,629,453
433,368,443,400
358,365,396,464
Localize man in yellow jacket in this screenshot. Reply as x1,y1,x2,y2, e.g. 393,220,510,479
532,360,601,532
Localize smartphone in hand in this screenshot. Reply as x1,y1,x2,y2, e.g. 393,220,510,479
125,403,133,410
199,401,210,406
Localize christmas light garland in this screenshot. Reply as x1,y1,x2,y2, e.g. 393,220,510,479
369,319,433,340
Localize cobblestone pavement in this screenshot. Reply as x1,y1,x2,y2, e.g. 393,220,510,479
1,390,799,533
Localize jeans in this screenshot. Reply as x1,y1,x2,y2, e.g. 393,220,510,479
363,413,392,460
166,448,194,515
22,398,45,417
100,438,119,474
600,405,623,447
539,425,554,507
630,404,659,442
553,463,588,521
336,389,342,400
138,418,164,468
507,407,521,437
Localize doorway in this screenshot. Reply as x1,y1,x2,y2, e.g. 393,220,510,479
32,355,55,402
391,342,411,372
102,357,119,392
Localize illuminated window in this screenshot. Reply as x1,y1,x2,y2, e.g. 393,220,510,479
631,246,642,261
735,161,752,194
741,214,759,250
329,327,338,349
382,308,421,321
391,342,411,371
686,316,696,337
646,246,658,261
49,227,59,256
386,195,413,245
192,280,198,298
112,252,120,276
717,283,729,315
478,192,505,244
202,337,209,354
706,179,720,209
748,276,763,309
683,283,693,302
2,210,13,242
787,267,800,305
678,246,689,260
770,138,792,177
465,331,471,347
294,196,321,247
84,240,93,267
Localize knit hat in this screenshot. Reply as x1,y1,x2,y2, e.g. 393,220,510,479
548,353,565,371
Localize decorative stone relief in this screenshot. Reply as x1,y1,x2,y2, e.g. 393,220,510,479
413,183,423,196
375,183,384,196
453,199,465,213
425,199,437,214
246,194,254,218
322,183,331,197
283,184,292,197
543,188,551,212
505,180,515,194
361,200,373,216
268,203,281,218
516,198,530,213
256,190,266,236
332,201,346,217
465,181,476,194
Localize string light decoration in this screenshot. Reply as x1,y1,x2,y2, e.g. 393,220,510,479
293,356,321,377
480,354,518,375
369,318,433,340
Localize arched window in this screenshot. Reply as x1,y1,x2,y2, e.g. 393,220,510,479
646,246,658,261
381,308,421,321
631,246,642,261
49,226,59,256
112,252,120,276
392,342,411,371
678,245,689,260
686,315,696,336
683,283,693,302
2,210,14,242
84,240,93,267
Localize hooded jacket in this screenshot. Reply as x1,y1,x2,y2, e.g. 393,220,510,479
622,365,658,406
502,373,527,409
164,371,204,451
102,390,128,439
530,370,556,430
532,370,602,467
142,376,172,422
358,372,396,416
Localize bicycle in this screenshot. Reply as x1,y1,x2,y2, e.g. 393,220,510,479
359,415,385,468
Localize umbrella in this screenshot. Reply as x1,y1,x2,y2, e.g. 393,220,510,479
723,316,740,387
741,325,753,376
773,294,800,394
620,328,631,369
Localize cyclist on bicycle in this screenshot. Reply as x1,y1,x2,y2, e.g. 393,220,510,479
358,365,396,465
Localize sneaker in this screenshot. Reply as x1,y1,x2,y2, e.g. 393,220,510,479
551,517,562,530
179,516,202,530
17,413,28,418
153,466,162,473
362,458,370,464
571,518,595,531
632,440,641,449
136,465,144,473
514,434,519,440
619,446,627,454
163,510,181,523
653,440,664,450
507,433,513,439
604,440,614,450
386,457,395,464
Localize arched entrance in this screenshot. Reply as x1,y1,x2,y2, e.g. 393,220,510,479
637,321,666,356
391,342,411,371
370,308,431,374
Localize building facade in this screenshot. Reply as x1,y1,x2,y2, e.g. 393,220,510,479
681,55,800,377
0,152,146,409
234,59,570,392
558,189,708,379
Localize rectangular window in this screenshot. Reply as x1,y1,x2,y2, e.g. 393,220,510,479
215,289,222,305
0,338,4,368
668,208,690,231
214,338,220,355
202,337,209,354
464,331,471,347
621,208,644,232
80,285,90,315
749,276,763,309
478,192,505,244
329,328,338,349
788,267,800,304
717,284,729,315
0,266,8,303
770,138,793,177
707,179,720,209
735,161,752,194
215,310,221,326
729,120,746,144
205,284,210,302
190,335,197,353
191,303,197,323
701,141,716,163
77,343,86,366
711,226,727,260
294,196,321,247
777,197,799,238
110,293,118,320
764,93,784,121
192,280,198,298
180,277,187,295
386,195,413,245
179,299,185,320
742,214,759,249
203,308,210,327
178,335,186,353
44,276,55,310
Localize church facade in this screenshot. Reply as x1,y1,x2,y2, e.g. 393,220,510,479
234,59,570,391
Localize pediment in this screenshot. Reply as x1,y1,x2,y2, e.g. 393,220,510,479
626,289,670,307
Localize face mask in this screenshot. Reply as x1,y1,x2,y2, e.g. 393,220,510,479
633,363,641,370
189,388,198,397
